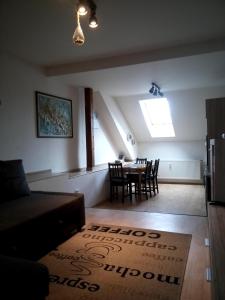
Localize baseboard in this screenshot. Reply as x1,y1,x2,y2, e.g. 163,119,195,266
158,178,203,184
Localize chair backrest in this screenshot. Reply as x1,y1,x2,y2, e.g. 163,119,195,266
153,159,160,176
145,160,153,178
108,163,124,179
136,157,147,164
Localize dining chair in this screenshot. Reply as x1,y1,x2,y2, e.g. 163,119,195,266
150,159,160,194
127,160,153,200
138,160,154,199
108,163,132,203
136,157,147,164
144,160,154,198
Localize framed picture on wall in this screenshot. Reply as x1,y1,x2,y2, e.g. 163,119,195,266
35,91,73,138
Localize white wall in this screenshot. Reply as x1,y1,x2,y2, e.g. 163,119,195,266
0,54,96,172
0,53,116,203
0,53,119,172
29,169,109,207
158,160,202,182
138,140,205,161
100,92,138,160
138,140,205,182
0,53,117,186
0,52,84,173
93,91,124,159
93,115,117,165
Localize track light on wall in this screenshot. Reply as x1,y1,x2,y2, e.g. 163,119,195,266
149,82,164,97
73,0,99,46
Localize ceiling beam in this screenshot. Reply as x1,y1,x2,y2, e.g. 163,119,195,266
44,37,225,77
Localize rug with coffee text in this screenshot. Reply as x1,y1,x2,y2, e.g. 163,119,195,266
40,224,192,300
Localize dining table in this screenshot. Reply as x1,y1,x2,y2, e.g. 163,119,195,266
123,162,146,173
123,162,147,199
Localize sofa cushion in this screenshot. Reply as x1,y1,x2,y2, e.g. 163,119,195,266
0,159,30,202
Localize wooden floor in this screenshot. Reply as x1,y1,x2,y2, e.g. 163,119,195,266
86,207,211,300
95,183,207,217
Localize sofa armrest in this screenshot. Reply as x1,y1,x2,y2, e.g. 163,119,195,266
31,191,85,231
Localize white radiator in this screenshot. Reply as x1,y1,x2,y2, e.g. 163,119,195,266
158,160,203,183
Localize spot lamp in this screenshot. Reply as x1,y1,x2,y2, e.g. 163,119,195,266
149,82,164,97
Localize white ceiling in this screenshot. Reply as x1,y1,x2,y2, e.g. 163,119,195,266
1,0,225,142
57,51,225,96
1,0,225,67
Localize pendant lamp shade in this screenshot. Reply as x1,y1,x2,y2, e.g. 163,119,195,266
73,12,85,45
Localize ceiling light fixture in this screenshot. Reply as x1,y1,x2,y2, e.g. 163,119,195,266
73,12,85,46
149,82,164,97
77,0,88,15
73,0,99,46
89,11,98,28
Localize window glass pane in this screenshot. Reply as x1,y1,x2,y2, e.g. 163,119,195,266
139,98,175,138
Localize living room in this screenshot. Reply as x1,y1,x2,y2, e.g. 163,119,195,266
1,1,225,299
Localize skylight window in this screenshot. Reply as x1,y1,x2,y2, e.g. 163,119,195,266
139,98,175,138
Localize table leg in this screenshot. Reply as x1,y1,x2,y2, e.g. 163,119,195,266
138,173,142,199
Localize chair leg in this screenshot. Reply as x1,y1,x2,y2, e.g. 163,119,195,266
134,183,137,195
156,177,159,193
115,186,119,198
143,182,148,200
129,183,132,202
110,183,134,203
148,179,152,198
152,178,156,195
110,185,113,202
122,185,125,203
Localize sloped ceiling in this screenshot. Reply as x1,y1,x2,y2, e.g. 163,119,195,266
115,89,207,143
1,0,225,143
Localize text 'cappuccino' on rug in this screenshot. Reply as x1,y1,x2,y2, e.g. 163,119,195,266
40,223,192,300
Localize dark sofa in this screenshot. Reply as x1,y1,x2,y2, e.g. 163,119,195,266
0,159,86,299
0,190,85,259
0,254,49,300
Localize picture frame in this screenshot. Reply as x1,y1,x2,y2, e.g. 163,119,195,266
36,91,73,138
